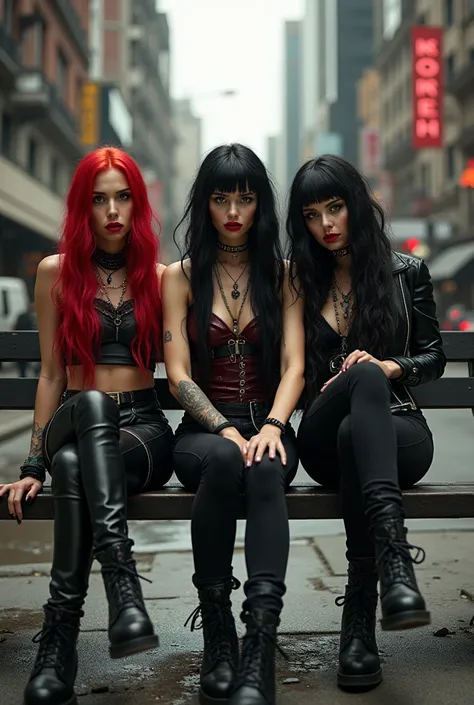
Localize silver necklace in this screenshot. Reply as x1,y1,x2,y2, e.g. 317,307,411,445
218,261,248,300
95,267,128,341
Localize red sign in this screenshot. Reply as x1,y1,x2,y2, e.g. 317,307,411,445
412,26,443,149
459,159,474,188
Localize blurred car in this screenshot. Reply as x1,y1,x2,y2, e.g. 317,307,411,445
442,304,467,330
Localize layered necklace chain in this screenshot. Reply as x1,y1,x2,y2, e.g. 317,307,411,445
92,247,127,285
218,261,248,299
329,278,353,373
94,267,128,341
214,265,251,349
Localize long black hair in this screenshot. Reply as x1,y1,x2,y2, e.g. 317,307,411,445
174,143,284,394
287,154,397,404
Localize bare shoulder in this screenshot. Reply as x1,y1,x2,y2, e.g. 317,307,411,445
37,254,60,281
156,262,167,276
163,259,190,284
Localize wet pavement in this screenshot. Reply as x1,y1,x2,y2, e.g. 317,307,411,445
0,363,473,703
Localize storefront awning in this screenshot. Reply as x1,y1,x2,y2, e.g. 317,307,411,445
429,241,474,281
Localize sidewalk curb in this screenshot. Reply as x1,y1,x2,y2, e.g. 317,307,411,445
0,416,32,444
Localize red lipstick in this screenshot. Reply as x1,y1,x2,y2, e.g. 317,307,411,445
323,233,340,243
105,222,123,232
224,222,242,232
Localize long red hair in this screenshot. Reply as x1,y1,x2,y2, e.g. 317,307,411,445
55,146,161,385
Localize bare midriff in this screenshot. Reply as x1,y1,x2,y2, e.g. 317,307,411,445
66,365,155,392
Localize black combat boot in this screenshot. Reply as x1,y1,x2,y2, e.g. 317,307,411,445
372,505,430,631
24,605,81,705
336,559,382,690
229,608,283,705
96,541,159,658
186,577,240,704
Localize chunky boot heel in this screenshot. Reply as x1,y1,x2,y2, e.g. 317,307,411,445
336,559,382,690
24,605,81,705
96,542,159,658
372,506,430,631
186,578,240,704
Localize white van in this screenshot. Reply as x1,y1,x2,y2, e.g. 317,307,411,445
0,277,30,331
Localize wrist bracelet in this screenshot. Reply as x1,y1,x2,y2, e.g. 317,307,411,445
214,421,233,435
19,467,45,483
263,417,286,434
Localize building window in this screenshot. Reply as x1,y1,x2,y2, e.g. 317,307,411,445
445,54,455,84
57,49,68,101
1,114,12,158
32,20,45,68
420,163,431,197
27,138,37,176
51,156,60,193
445,0,454,25
3,0,14,31
446,146,455,180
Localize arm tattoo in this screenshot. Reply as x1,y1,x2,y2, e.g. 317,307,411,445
29,421,44,458
177,380,228,432
164,330,172,343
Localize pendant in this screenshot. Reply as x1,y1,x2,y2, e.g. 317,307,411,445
232,253,238,260
114,315,122,327
231,283,240,299
107,272,113,285
329,352,346,374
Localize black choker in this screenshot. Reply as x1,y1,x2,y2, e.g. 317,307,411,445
216,240,249,257
332,245,351,258
92,247,127,272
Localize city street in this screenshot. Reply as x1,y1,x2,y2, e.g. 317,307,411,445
0,365,472,703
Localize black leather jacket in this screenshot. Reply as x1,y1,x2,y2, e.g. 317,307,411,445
385,251,446,412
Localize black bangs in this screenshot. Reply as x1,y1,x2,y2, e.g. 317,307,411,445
203,149,262,197
296,159,350,208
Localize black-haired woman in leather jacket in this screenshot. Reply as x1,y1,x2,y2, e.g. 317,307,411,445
286,155,446,692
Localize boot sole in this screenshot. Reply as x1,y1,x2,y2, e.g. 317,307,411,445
109,633,159,659
380,610,431,631
337,668,383,690
199,687,229,704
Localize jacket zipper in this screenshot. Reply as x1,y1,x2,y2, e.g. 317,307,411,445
393,274,417,411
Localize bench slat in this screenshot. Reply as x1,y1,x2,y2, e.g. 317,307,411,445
1,484,473,521
0,376,472,411
0,330,472,362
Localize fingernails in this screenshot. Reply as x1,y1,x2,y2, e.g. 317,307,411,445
26,496,32,504
256,456,261,462
247,461,251,467
16,518,21,525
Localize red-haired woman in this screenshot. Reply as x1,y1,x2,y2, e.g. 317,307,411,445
0,147,173,705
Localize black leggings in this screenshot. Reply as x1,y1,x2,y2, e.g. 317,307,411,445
173,402,298,606
42,389,174,610
297,363,434,560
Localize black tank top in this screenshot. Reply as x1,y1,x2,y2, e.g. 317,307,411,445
69,299,157,370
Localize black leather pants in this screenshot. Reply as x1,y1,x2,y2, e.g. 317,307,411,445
42,388,174,611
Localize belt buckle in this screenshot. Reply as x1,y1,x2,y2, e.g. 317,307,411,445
106,391,121,405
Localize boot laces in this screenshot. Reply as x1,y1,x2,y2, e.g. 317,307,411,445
184,600,235,662
335,585,377,643
237,613,287,690
376,537,425,586
102,561,151,609
32,618,74,673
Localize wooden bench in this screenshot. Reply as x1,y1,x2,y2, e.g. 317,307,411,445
0,330,473,521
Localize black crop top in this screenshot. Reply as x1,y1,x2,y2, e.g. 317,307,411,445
69,299,157,370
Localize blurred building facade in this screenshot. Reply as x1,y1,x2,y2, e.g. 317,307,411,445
372,0,474,239
171,97,201,261
300,0,374,165
283,21,301,193
0,0,90,295
88,0,175,252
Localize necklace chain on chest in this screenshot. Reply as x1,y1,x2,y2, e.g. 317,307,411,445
95,267,128,341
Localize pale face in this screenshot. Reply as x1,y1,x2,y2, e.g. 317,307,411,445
302,197,349,251
90,168,132,251
209,189,258,245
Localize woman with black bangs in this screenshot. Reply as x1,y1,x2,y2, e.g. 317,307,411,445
162,143,304,705
287,154,445,691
